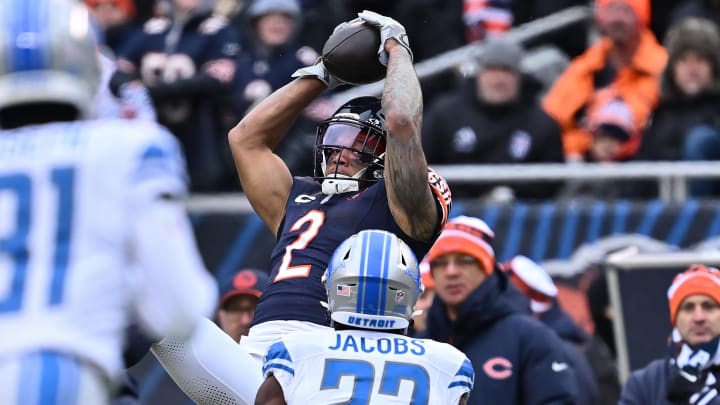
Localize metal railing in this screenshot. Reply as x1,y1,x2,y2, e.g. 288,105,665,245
431,161,720,203
187,161,720,212
187,6,720,210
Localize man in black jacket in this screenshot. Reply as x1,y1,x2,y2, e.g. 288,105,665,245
422,35,564,200
425,216,578,404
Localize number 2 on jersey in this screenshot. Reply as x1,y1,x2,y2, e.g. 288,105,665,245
0,167,75,312
320,359,430,404
275,210,325,282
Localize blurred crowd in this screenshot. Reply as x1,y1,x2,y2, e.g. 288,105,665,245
89,0,720,198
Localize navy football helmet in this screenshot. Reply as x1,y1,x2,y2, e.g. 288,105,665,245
314,96,387,194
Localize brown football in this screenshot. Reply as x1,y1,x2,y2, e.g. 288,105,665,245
321,21,386,85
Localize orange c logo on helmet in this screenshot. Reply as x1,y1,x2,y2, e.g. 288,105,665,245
482,357,513,380
233,270,258,289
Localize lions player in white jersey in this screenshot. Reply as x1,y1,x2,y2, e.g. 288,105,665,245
256,229,474,404
0,0,218,404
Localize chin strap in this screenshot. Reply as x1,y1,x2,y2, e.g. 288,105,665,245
322,177,360,194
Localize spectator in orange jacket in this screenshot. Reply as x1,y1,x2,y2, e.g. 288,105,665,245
542,0,667,162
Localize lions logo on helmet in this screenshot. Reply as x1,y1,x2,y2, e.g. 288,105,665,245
323,229,422,331
0,0,101,123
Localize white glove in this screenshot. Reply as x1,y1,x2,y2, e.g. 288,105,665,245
292,60,346,89
357,10,412,66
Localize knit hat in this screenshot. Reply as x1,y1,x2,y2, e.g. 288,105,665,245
667,264,720,324
595,0,650,27
505,255,558,314
426,216,495,275
661,17,720,101
476,35,524,72
587,98,637,142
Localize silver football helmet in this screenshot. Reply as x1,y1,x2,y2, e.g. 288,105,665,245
323,229,422,331
0,0,101,119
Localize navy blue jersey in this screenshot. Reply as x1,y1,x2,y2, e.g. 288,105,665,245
115,14,239,127
117,14,238,78
114,13,239,190
231,44,317,117
251,177,442,326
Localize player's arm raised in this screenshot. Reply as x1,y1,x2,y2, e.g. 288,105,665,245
228,78,326,234
359,11,441,242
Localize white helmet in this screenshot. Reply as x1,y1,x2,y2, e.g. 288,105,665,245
0,0,101,121
323,229,422,331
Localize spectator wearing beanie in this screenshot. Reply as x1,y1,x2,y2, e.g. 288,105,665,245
620,264,720,404
587,97,639,162
110,0,240,191
634,17,720,197
560,95,643,198
425,216,578,404
543,0,667,162
422,35,564,201
228,0,324,178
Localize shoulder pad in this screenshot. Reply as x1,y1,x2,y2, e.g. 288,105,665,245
200,15,229,34
428,167,451,227
144,17,171,34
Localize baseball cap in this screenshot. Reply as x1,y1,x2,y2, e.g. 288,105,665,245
667,264,720,324
219,269,270,308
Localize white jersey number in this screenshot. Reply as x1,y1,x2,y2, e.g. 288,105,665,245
275,210,325,282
